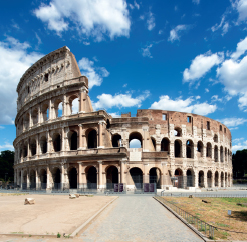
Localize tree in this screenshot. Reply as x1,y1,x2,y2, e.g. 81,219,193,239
0,150,14,181
232,149,247,178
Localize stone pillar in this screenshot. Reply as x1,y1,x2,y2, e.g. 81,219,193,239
203,143,207,158
161,162,168,188
60,163,64,190
61,127,65,152
46,166,51,190
182,140,186,158
78,124,83,149
36,134,40,155
170,141,174,158
156,141,161,152
98,161,103,188
194,171,199,188
143,164,149,183
98,121,106,148
38,105,41,124
26,170,30,188
48,99,53,120
21,169,23,189
62,94,67,116
27,139,30,158
35,169,39,188
142,127,149,152
29,111,32,128
78,162,82,187
79,86,88,113
204,173,208,188
212,172,215,188
47,130,51,153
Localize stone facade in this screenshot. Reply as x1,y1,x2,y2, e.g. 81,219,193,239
13,46,233,190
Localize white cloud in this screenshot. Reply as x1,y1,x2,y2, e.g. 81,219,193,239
0,126,5,129
150,95,217,115
83,41,90,46
217,117,247,127
168,25,190,42
233,0,247,22
93,91,150,110
196,95,201,99
34,0,131,41
141,44,153,58
222,22,229,35
231,36,247,60
78,57,109,89
0,37,43,124
134,1,140,9
147,11,155,31
183,51,224,83
109,112,121,118
123,83,127,87
232,140,247,153
205,88,209,93
192,0,200,4
35,32,42,47
0,142,14,151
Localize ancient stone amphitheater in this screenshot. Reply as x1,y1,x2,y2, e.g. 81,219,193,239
13,46,232,192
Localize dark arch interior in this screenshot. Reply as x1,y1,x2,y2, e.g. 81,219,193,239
70,132,77,150
87,166,97,184
54,168,61,184
87,130,97,149
175,140,181,157
106,166,118,184
161,138,169,152
149,167,161,188
151,138,156,151
174,169,183,188
30,170,36,189
198,171,204,187
69,167,77,189
130,167,143,188
112,134,121,147
129,132,143,148
41,137,47,154
53,134,61,152
186,170,193,187
40,169,47,189
187,140,193,158
31,140,36,156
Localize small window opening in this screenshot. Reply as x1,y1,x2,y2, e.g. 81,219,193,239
224,128,226,133
207,121,210,130
27,86,30,93
44,73,49,82
162,114,167,120
57,85,60,88
220,125,222,131
187,116,192,123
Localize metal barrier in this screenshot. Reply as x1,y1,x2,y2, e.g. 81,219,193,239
160,192,247,198
155,195,215,239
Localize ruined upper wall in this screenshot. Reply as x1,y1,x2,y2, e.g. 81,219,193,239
16,46,83,111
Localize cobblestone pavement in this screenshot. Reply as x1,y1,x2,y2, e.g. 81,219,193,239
79,196,204,242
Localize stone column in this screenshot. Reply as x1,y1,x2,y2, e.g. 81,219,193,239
61,127,65,152
48,99,53,120
36,134,40,155
212,172,215,188
26,170,30,188
38,105,41,124
79,86,88,113
143,164,149,183
142,127,149,152
204,173,208,188
46,166,51,190
98,161,103,189
161,162,168,188
27,139,30,159
47,130,51,153
29,111,32,128
182,140,186,158
98,121,106,148
62,94,67,116
60,163,64,190
35,169,39,189
120,160,125,184
156,141,161,152
21,169,23,189
78,124,83,149
194,171,199,188
78,162,82,187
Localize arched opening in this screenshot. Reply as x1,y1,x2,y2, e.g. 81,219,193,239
53,133,61,152
220,146,224,162
214,145,218,162
225,172,228,186
151,137,156,151
215,171,219,187
86,166,97,189
40,136,47,154
174,127,182,137
23,143,28,157
198,170,204,188
106,119,110,129
186,140,194,158
174,169,183,188
175,140,182,157
161,138,170,152
225,148,227,162
69,131,77,150
206,142,212,158
149,167,161,189
228,173,231,186
106,166,118,188
207,171,212,188
69,167,77,189
54,99,63,118
22,171,27,189
30,170,36,189
197,141,203,158
52,168,61,189
69,95,79,115
129,132,143,148
41,103,49,121
221,172,224,187
30,139,36,156
186,169,194,187
32,109,38,125
112,134,121,147
40,169,47,189
214,134,218,143
87,129,97,149
23,113,30,131
130,167,143,189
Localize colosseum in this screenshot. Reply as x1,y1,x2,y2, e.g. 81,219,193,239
13,46,233,192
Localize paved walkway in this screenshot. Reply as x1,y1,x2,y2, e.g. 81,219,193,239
80,196,203,242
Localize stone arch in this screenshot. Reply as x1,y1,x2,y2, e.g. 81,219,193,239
40,136,47,154
40,169,47,189
221,171,224,187
68,130,78,150
207,170,212,188
31,108,38,125
220,146,224,162
52,167,61,189
151,137,156,151
23,113,30,131
161,138,170,152
174,127,182,137
186,140,194,158
23,142,28,157
86,128,97,149
186,169,194,187
22,170,27,189
197,141,203,158
30,138,36,156
129,132,143,148
215,171,219,187
206,142,212,158
214,145,218,162
174,168,183,188
106,165,119,188
214,134,218,143
225,172,228,186
69,94,79,115
85,166,97,189
175,139,182,158
52,132,61,152
41,103,49,121
130,167,143,188
112,134,122,147
149,167,161,189
198,170,204,188
68,167,77,189
30,169,36,189
225,148,227,162
54,98,63,118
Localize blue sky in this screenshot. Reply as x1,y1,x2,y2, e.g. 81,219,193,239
1,0,247,153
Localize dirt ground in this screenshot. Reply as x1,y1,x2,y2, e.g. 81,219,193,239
164,196,247,241
0,193,116,236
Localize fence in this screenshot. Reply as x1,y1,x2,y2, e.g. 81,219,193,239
160,192,247,198
155,195,215,239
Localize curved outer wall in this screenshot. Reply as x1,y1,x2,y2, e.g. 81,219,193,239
13,47,233,190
